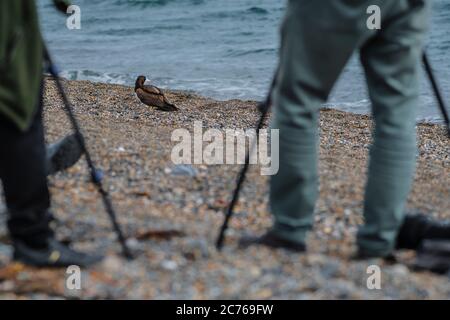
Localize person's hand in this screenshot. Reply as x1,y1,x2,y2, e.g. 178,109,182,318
53,0,71,14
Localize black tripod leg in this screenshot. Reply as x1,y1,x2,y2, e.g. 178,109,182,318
216,105,271,250
216,69,278,250
422,52,450,137
44,47,133,259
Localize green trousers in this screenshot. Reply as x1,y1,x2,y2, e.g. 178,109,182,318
270,0,430,256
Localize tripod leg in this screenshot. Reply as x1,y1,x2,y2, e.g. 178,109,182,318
44,47,133,259
216,105,271,250
216,70,278,250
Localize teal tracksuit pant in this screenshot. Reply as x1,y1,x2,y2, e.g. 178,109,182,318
270,0,431,256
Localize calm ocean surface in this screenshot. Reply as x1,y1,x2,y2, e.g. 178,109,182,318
38,0,450,122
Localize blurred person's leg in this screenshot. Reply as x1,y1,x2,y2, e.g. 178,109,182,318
0,85,54,248
0,84,102,267
0,1,101,267
357,0,431,257
269,1,377,245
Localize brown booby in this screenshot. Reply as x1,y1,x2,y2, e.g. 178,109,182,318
134,75,178,111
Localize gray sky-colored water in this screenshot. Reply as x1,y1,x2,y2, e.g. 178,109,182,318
38,0,450,122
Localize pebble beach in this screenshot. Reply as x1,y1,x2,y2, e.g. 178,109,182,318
0,78,449,299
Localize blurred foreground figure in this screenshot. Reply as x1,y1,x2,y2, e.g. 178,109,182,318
0,0,102,267
242,0,450,263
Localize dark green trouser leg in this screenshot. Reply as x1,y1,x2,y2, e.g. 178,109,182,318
270,0,367,244
357,2,430,256
270,0,430,253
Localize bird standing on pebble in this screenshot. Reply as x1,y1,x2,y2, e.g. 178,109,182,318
134,75,178,111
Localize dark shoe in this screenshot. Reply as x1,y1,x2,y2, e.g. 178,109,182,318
13,238,103,268
396,214,450,250
413,240,450,274
46,134,83,176
239,231,306,253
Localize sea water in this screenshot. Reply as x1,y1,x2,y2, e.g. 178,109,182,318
38,0,450,122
